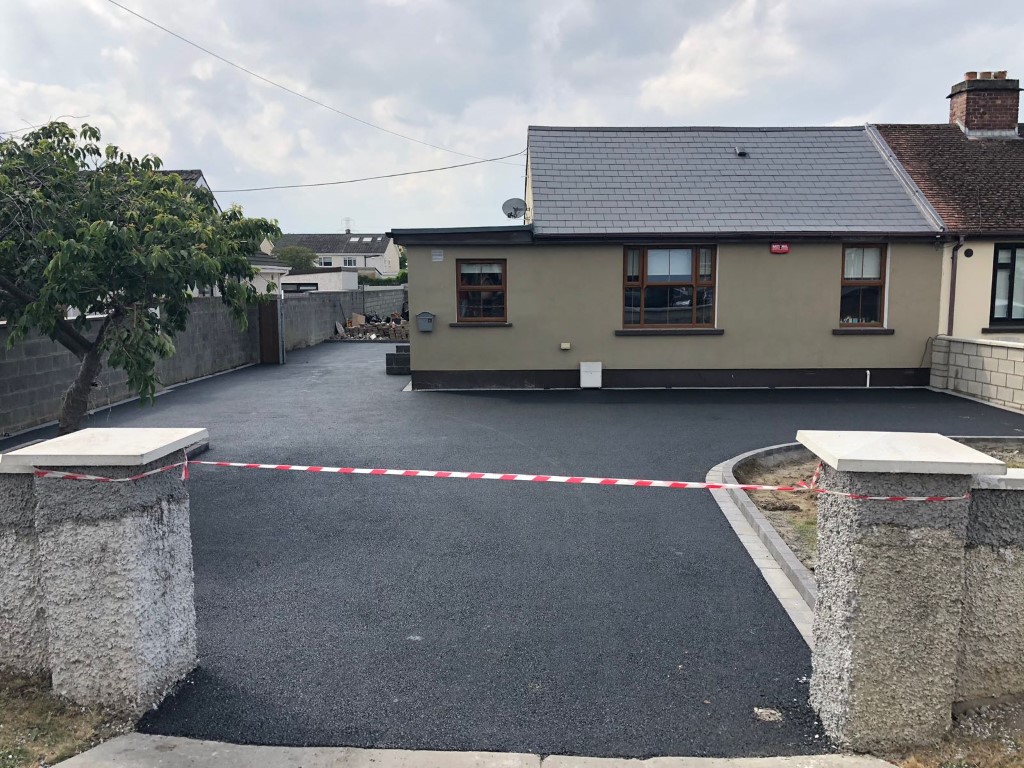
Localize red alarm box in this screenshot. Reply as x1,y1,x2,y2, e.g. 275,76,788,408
770,242,790,254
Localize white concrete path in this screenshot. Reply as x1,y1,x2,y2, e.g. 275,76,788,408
60,734,894,767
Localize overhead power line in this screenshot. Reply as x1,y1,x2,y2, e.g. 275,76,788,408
105,0,521,166
212,150,526,193
0,115,91,135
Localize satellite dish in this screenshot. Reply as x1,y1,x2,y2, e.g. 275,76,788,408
502,198,527,219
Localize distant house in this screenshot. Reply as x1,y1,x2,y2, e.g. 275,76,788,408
874,71,1024,340
268,231,401,277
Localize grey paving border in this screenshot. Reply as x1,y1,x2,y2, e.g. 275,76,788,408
717,442,818,610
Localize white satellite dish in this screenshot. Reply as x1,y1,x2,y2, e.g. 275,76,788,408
502,197,527,219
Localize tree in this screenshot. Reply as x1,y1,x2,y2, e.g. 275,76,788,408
274,244,316,270
398,245,407,271
0,122,281,434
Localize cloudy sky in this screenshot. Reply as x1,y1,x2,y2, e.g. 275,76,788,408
2,0,1022,235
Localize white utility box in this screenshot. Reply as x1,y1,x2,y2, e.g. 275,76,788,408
580,362,602,388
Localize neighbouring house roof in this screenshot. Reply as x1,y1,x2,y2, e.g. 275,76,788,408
248,252,289,272
274,233,393,255
161,169,205,186
873,124,1024,234
527,126,939,236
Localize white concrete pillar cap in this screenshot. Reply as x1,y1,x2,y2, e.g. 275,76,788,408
796,430,1007,475
0,428,209,467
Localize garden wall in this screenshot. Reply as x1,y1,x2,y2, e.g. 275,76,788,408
931,335,1024,412
0,298,258,435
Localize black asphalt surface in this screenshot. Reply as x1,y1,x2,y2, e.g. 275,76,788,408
9,343,1024,757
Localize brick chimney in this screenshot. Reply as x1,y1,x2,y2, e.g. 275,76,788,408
948,70,1021,138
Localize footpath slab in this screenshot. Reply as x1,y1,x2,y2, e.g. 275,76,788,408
60,734,893,768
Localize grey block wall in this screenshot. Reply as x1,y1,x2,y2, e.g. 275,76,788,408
932,336,1024,412
0,299,259,436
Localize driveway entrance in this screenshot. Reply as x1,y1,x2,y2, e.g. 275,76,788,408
12,344,1021,757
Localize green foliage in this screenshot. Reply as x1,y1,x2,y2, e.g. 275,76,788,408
358,270,408,286
273,244,317,270
398,245,407,271
0,121,281,413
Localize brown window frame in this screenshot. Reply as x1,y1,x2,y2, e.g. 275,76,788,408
622,245,717,328
455,259,507,323
840,244,887,328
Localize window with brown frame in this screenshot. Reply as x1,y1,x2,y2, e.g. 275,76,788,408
623,246,716,327
456,259,507,322
840,245,886,326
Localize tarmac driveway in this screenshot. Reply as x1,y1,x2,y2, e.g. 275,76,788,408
10,343,1024,757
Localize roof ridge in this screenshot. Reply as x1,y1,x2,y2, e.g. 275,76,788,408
527,125,866,133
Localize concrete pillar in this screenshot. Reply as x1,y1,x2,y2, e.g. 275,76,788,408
957,469,1024,704
0,458,48,673
2,427,207,716
796,430,1005,752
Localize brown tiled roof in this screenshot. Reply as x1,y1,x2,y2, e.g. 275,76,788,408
874,124,1024,233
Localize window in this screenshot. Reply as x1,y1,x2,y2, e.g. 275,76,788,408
316,256,333,267
991,245,1024,324
343,257,357,267
623,246,716,326
362,236,372,242
840,245,886,326
350,237,359,242
456,260,506,322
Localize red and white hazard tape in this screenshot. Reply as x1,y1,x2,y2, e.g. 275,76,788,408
30,459,970,502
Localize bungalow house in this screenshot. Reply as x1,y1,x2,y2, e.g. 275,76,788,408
269,231,402,277
874,71,1024,340
393,128,946,389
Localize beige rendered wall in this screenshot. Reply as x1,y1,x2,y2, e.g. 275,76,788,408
945,241,1024,341
407,241,942,372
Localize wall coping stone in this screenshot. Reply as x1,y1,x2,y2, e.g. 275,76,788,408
972,467,1024,490
796,430,1007,475
0,453,37,474
939,334,1024,351
2,427,209,467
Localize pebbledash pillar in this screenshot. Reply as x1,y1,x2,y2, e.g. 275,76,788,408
796,430,1005,751
2,428,208,716
0,455,48,673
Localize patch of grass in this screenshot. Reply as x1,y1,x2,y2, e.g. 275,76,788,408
0,671,130,768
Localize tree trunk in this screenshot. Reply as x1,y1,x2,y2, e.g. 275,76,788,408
58,346,104,435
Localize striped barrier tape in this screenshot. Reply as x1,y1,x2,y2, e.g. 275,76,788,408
29,459,971,502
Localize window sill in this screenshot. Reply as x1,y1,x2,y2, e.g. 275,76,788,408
449,322,512,328
832,328,894,336
615,328,724,336
982,325,1024,333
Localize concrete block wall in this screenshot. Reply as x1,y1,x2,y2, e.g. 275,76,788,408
0,299,259,436
931,335,1024,412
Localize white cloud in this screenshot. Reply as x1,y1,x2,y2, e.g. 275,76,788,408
100,46,136,67
639,0,800,113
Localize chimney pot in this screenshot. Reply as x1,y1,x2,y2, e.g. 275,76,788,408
965,71,978,80
980,70,993,79
995,70,1008,80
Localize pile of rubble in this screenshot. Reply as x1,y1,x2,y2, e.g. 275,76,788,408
335,313,409,341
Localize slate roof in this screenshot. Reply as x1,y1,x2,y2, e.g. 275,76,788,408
874,124,1024,234
248,252,288,270
274,233,392,255
159,169,204,186
527,126,938,236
